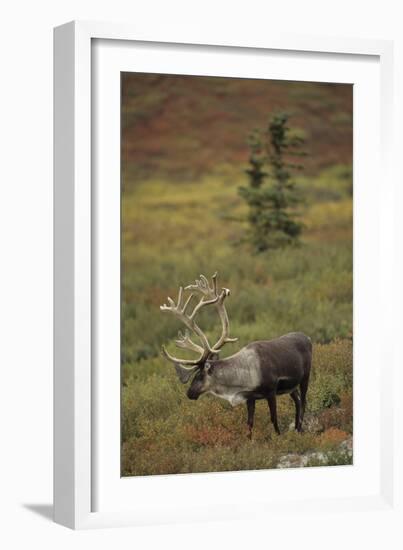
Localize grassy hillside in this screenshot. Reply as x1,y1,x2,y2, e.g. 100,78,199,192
122,74,352,183
121,167,353,476
121,74,353,476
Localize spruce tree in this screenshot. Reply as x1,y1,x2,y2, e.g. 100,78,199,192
239,112,305,252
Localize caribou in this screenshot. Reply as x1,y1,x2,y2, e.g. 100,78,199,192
160,273,312,438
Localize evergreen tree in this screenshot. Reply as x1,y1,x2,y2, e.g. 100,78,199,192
239,112,305,252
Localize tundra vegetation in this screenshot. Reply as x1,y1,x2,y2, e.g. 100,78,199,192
121,75,353,476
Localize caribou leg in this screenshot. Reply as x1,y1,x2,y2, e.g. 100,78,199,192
300,375,310,426
267,393,280,435
246,399,256,440
290,390,302,432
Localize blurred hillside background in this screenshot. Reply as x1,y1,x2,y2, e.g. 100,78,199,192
121,73,353,476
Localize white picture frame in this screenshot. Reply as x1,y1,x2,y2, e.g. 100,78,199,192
54,21,400,531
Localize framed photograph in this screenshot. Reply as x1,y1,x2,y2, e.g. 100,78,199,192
54,21,398,530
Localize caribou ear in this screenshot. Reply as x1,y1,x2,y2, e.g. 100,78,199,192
174,363,200,384
205,362,214,376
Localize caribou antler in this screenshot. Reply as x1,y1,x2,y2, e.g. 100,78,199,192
175,330,204,354
185,272,238,352
160,273,237,367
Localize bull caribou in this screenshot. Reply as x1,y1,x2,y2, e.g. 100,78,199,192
160,273,311,437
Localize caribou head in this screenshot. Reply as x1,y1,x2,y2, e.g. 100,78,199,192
160,272,237,399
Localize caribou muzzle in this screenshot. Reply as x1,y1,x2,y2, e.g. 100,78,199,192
186,387,200,400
